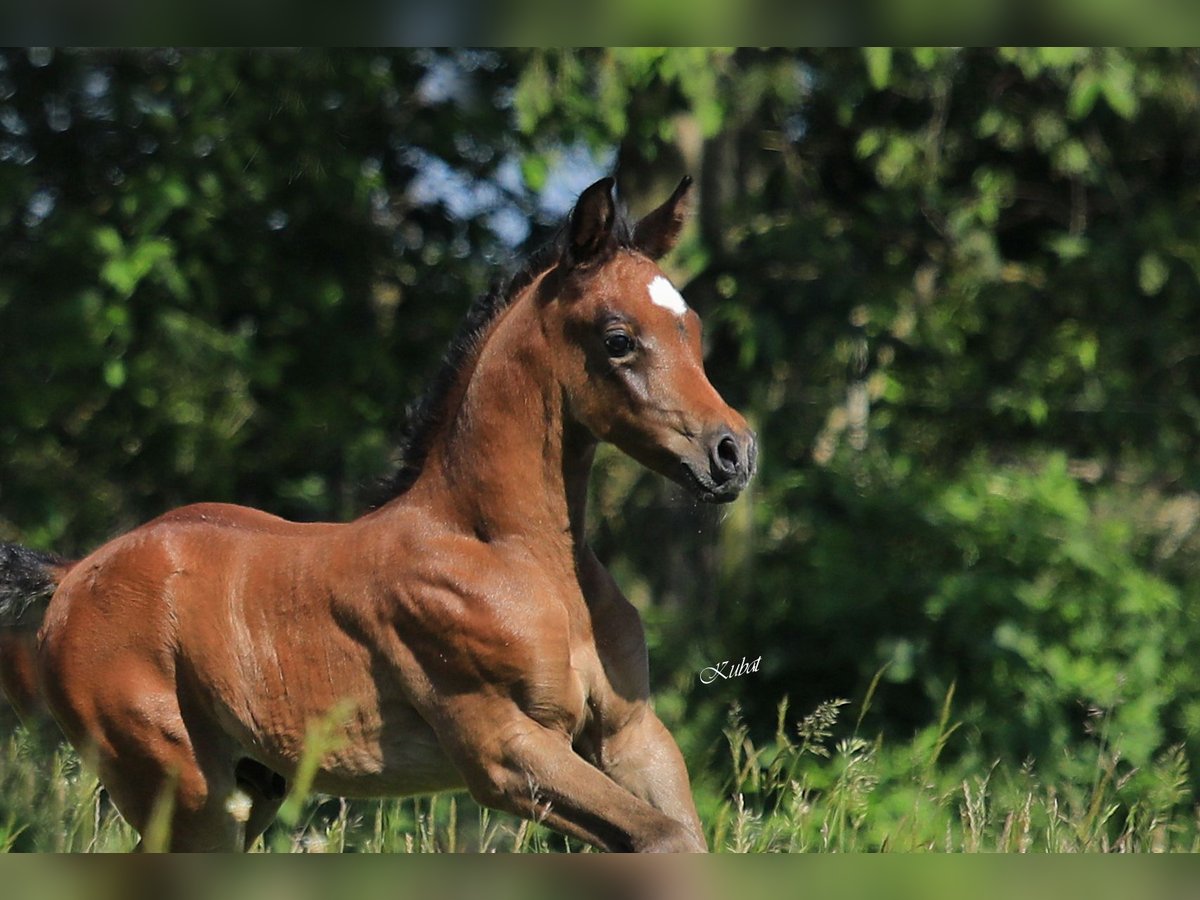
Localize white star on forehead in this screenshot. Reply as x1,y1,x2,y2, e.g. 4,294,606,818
647,275,688,316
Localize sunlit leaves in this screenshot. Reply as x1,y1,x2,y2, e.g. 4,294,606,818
1138,253,1169,296
0,49,526,541
512,48,732,149
863,47,892,91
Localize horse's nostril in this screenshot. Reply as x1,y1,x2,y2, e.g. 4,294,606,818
714,435,740,476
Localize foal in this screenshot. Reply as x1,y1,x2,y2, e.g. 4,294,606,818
0,176,756,852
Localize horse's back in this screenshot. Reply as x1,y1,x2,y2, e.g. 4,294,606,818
150,501,337,535
43,502,326,634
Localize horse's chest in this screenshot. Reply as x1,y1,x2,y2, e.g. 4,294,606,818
565,598,630,734
564,640,601,733
509,605,601,741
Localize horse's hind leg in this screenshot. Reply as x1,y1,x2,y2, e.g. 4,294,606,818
102,734,242,851
235,758,288,851
51,673,242,851
99,721,243,851
0,632,48,726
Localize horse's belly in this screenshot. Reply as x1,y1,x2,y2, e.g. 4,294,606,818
312,714,465,798
238,695,464,799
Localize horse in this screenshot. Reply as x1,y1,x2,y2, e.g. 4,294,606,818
0,175,756,852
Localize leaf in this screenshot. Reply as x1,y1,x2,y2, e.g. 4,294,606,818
1077,335,1099,370
863,48,892,91
161,177,190,208
103,359,126,389
100,238,176,297
1100,56,1139,120
1068,70,1102,119
93,226,123,256
1054,140,1091,176
1138,252,1168,296
1027,396,1049,425
512,54,553,134
520,154,548,192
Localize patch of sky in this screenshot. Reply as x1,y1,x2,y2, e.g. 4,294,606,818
0,142,34,165
416,55,461,106
80,67,115,121
405,141,613,248
415,50,503,108
24,187,56,228
531,144,615,219
45,95,71,133
1,106,28,136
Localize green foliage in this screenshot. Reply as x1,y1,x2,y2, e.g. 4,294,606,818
0,49,535,548
569,47,1200,794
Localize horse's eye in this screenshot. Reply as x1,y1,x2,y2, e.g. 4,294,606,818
604,331,635,358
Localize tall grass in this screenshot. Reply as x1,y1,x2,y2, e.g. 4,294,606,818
709,685,1198,852
1,687,1196,852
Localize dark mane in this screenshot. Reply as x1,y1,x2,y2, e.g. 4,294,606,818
376,212,635,503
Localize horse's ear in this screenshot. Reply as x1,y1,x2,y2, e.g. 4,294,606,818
632,175,693,260
566,177,617,265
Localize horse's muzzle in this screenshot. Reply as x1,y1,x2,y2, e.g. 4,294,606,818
685,427,757,502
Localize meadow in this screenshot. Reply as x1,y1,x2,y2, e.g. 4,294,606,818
2,680,1194,853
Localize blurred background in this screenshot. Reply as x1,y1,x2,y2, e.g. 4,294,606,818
3,47,1200,849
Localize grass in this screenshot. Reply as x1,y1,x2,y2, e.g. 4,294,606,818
1,686,1197,852
707,694,1196,853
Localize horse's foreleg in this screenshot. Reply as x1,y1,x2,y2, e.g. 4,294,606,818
595,705,706,849
444,712,706,852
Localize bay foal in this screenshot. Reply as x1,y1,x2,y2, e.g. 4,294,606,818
0,176,756,851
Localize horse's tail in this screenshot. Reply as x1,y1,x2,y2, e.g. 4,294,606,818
0,542,71,629
0,542,74,723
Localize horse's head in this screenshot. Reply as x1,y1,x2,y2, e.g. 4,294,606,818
542,176,757,503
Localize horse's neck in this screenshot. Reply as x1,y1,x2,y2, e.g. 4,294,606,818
411,297,595,552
